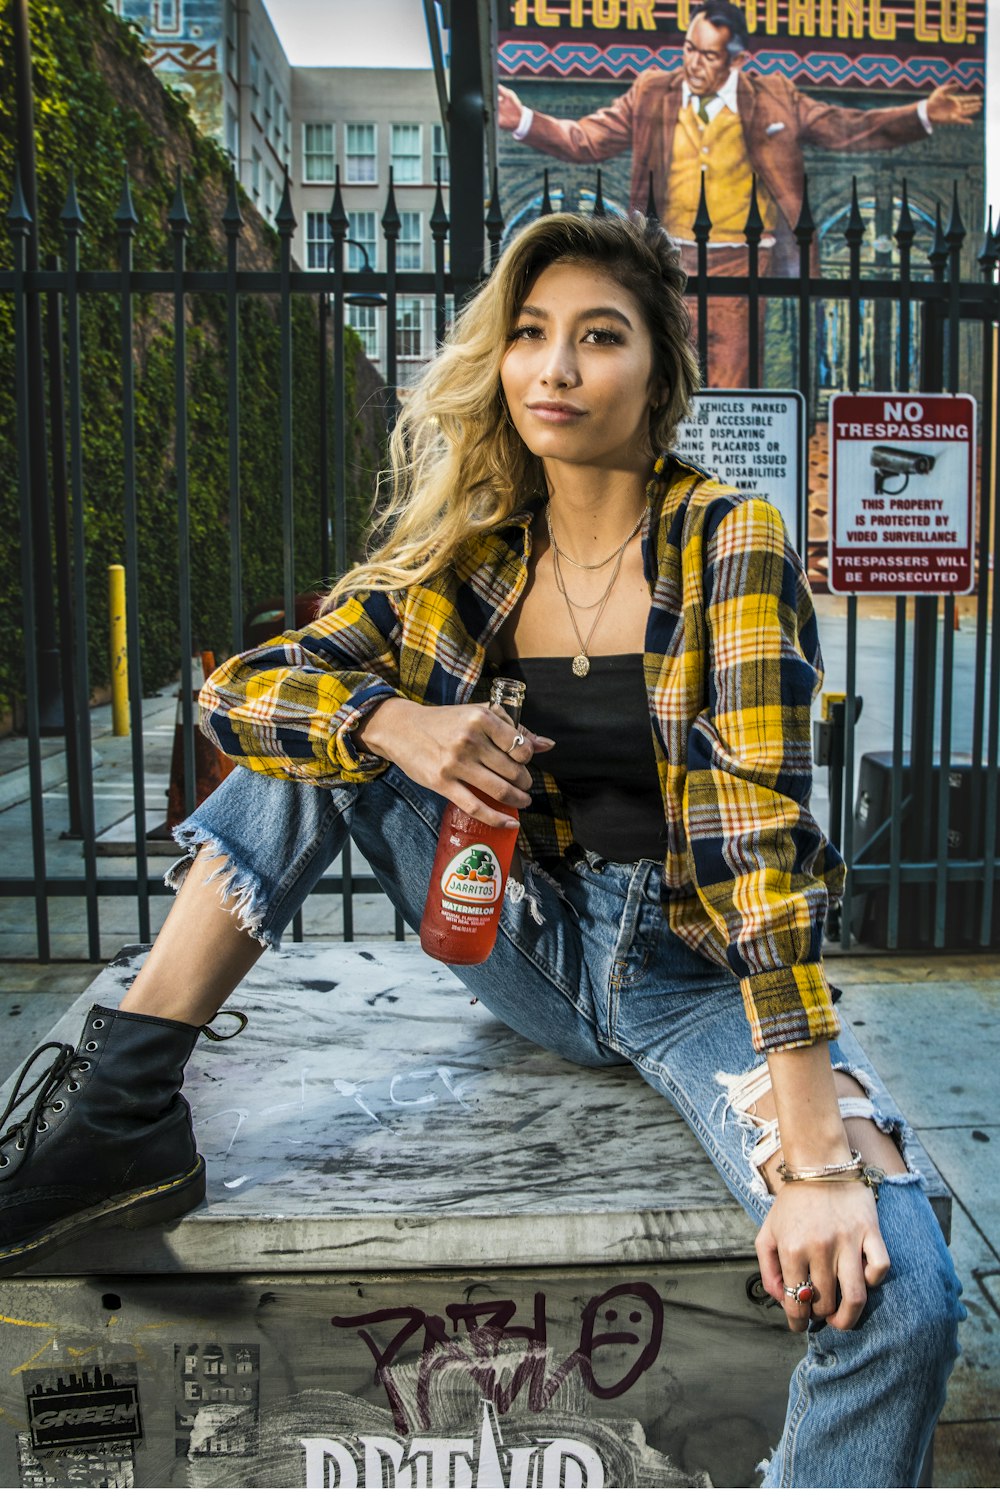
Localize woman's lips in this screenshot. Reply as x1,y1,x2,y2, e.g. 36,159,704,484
526,403,586,423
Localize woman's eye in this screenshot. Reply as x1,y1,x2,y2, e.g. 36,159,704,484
584,326,624,345
511,324,542,340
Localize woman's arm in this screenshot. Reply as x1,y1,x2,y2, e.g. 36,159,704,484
683,494,844,1050
200,590,552,825
199,591,405,785
757,1045,890,1332
683,494,889,1327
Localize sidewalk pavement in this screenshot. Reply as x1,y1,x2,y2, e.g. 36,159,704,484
1,617,998,1483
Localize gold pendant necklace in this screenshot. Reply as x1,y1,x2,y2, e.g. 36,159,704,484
546,507,634,676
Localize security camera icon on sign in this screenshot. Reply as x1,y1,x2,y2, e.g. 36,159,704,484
870,444,936,496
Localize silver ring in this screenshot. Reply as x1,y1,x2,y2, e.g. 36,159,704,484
508,731,525,753
783,1279,816,1306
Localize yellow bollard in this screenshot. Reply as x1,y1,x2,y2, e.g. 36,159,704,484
108,564,130,736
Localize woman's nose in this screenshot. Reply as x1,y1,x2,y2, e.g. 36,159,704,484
539,342,578,388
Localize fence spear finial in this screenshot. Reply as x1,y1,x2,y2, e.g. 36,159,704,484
928,200,948,274
945,180,966,250
60,168,84,233
894,179,914,249
328,164,348,237
592,168,606,217
115,163,138,231
275,167,296,234
486,166,505,245
978,204,998,275
540,168,553,217
431,169,449,238
223,165,243,233
743,173,763,246
645,169,659,225
168,164,190,231
845,175,866,245
794,173,814,245
693,167,711,245
7,160,32,233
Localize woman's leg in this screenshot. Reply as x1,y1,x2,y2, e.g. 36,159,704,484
0,769,358,1274
123,766,357,1024
580,855,964,1488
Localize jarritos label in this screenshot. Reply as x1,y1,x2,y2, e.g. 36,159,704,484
440,844,502,908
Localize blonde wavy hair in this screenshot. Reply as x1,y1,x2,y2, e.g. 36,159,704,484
325,211,701,607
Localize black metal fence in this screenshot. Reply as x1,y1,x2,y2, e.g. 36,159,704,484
2,161,999,961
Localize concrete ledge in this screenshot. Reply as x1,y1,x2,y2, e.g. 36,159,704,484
14,942,949,1278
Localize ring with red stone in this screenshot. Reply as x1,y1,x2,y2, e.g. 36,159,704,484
783,1279,816,1306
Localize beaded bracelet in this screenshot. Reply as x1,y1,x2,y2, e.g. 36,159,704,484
776,1148,863,1183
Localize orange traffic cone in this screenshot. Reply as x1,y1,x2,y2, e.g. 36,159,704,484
148,651,234,842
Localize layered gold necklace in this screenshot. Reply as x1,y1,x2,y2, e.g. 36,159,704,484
545,503,644,677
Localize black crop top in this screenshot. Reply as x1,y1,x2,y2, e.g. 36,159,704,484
497,655,666,863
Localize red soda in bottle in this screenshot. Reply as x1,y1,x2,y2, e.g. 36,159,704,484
419,677,526,965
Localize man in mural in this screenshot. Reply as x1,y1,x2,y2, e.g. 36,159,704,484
498,0,981,387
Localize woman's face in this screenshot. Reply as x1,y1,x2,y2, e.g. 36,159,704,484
499,259,660,474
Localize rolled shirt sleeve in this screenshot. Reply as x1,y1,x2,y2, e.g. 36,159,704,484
198,591,403,785
683,497,845,1052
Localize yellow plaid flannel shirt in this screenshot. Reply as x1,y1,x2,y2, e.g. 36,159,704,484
201,453,845,1052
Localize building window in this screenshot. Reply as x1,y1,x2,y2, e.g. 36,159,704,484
263,71,273,126
432,123,449,185
303,124,335,183
391,123,422,184
305,211,332,270
264,168,275,221
251,148,261,204
282,104,291,164
348,304,379,360
396,297,424,360
347,211,377,271
249,45,260,100
345,123,376,184
398,212,422,271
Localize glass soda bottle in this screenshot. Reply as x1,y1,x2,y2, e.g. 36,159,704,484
419,677,527,965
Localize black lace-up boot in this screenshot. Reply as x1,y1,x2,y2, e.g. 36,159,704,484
0,1004,205,1276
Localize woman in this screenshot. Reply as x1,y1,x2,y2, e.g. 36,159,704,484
1,213,960,1485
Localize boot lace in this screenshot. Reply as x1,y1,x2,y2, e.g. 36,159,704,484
0,1043,86,1168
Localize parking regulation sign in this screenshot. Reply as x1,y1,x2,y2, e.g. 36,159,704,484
829,393,976,594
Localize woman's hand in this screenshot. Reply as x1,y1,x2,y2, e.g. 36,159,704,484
357,698,554,829
755,1179,891,1332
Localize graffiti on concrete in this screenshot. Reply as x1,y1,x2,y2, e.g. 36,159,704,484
331,1281,663,1434
303,1399,604,1487
184,1389,710,1490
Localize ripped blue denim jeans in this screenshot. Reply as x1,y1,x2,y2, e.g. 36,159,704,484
171,763,963,1488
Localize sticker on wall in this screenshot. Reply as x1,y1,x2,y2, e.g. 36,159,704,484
174,1341,260,1458
16,1431,136,1488
22,1362,142,1452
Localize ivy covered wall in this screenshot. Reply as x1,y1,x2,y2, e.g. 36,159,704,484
0,0,384,724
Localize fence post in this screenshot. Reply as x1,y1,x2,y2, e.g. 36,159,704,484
62,171,100,958
449,0,487,303
8,163,50,959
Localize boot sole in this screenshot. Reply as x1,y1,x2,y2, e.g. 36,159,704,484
0,1156,207,1277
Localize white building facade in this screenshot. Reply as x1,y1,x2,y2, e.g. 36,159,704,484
111,1,449,371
